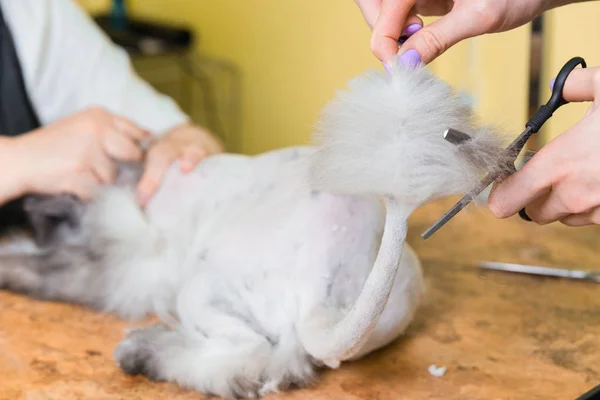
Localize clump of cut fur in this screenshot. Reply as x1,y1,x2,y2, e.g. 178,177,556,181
310,60,513,209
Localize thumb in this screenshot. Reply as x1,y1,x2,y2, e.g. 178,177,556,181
398,8,491,64
553,66,600,103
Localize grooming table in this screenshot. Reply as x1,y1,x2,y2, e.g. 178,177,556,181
1,197,599,399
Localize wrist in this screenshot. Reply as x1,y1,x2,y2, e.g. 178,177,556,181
0,135,30,202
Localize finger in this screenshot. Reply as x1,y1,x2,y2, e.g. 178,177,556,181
398,7,491,64
413,0,453,16
355,0,382,28
550,66,599,103
402,13,423,34
397,13,424,44
180,146,206,172
371,0,416,62
136,147,176,206
91,151,117,184
103,129,143,161
522,190,571,225
559,207,600,227
113,116,150,141
488,150,555,219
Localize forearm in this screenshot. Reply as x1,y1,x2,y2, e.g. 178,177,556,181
0,137,27,206
4,0,190,138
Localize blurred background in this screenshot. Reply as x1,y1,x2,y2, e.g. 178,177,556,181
77,0,600,156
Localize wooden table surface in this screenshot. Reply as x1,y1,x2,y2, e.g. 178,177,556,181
1,198,599,400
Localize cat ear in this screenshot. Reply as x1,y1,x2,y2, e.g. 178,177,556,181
23,195,82,248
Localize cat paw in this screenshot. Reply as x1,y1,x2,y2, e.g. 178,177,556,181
228,376,261,399
114,324,169,381
258,380,280,397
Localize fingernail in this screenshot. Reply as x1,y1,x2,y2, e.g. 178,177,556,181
401,24,422,36
398,49,422,68
549,77,556,90
382,61,391,74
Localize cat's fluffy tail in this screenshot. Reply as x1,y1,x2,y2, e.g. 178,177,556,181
300,61,511,365
309,60,512,205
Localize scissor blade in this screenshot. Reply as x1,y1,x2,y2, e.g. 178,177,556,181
420,195,473,239
421,170,498,239
421,126,534,239
505,126,534,154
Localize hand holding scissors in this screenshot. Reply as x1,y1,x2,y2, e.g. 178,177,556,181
423,57,596,238
488,58,600,227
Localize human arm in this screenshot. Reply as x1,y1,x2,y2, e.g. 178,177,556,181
0,107,146,206
2,0,190,135
0,137,30,206
488,67,600,226
2,0,224,204
355,0,594,66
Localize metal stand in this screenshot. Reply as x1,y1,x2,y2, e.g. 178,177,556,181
93,14,242,151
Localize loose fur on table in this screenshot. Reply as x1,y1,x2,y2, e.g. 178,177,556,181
0,61,511,399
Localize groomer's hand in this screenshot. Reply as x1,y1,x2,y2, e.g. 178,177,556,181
136,124,223,206
11,107,147,200
489,67,600,226
355,0,562,66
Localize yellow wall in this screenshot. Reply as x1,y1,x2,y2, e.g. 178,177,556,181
427,22,531,136
78,0,107,13
539,2,600,143
80,0,382,154
81,1,600,155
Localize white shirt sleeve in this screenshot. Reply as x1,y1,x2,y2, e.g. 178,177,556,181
0,0,190,135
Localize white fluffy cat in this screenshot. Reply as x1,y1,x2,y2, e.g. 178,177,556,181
0,61,509,398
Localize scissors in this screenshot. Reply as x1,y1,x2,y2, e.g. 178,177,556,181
479,261,600,283
421,56,587,240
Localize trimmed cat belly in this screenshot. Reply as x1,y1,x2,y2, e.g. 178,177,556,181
144,146,385,276
143,148,392,331
172,187,390,341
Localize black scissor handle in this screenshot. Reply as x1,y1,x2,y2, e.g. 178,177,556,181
547,56,587,110
519,208,532,221
519,56,587,222
525,57,587,134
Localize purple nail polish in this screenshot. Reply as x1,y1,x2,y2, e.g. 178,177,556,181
401,23,422,36
382,61,391,74
549,77,556,90
398,49,422,68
